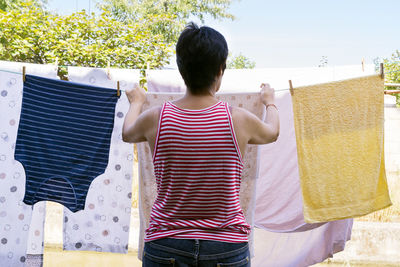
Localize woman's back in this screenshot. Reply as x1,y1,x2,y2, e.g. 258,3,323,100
145,101,250,242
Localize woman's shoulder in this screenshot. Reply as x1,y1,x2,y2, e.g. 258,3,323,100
229,105,254,119
139,106,162,129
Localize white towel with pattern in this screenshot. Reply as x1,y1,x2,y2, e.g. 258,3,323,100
0,61,58,266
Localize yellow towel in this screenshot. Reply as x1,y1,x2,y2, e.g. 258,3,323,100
292,74,392,223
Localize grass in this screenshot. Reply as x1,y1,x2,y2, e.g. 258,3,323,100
43,247,142,267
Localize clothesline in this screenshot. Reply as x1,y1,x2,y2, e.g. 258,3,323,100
0,68,21,75
1,67,400,94
0,67,127,93
0,67,293,92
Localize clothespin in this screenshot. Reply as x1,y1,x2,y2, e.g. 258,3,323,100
380,63,384,79
55,58,59,70
147,62,150,70
361,58,365,72
107,61,111,80
117,81,120,97
289,80,294,95
22,66,26,83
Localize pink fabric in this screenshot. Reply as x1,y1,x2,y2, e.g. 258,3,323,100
252,219,353,267
254,91,306,231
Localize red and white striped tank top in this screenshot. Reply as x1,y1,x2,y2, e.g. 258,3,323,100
145,100,251,243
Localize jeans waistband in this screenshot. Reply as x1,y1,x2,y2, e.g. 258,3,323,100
146,239,249,261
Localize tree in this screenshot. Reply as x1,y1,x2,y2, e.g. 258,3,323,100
383,50,400,107
227,53,256,69
99,0,236,44
0,1,171,71
318,55,328,67
0,0,46,11
0,0,246,77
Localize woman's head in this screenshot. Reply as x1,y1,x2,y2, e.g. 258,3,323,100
176,22,228,95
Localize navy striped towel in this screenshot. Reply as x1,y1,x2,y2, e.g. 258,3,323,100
14,74,119,212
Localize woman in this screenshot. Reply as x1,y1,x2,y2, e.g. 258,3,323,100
123,22,279,267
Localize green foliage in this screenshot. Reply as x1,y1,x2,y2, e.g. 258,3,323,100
383,50,400,107
0,1,172,72
0,0,46,11
0,0,243,81
99,0,236,44
227,53,256,69
0,1,6,10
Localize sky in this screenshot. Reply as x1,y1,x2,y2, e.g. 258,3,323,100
47,0,400,68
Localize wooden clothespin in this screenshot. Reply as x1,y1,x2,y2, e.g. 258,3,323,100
380,63,384,79
361,58,365,72
384,90,400,95
107,61,111,80
117,81,121,97
22,66,26,83
289,80,294,95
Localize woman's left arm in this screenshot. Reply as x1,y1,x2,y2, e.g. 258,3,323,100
122,85,147,143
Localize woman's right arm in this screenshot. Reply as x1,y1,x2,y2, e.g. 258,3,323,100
248,83,280,144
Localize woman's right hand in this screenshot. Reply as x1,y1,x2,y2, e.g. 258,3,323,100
260,83,275,105
125,84,146,105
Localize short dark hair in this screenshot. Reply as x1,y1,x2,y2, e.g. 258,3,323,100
176,22,228,95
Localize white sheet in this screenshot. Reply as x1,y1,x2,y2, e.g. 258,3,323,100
0,61,58,266
62,67,139,253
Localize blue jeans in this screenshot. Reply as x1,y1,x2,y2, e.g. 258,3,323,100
143,238,250,267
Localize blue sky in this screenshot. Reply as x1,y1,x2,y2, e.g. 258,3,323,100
47,0,400,68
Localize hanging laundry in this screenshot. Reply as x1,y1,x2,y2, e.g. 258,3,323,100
136,92,264,260
292,74,392,223
14,74,119,213
0,61,59,266
62,67,139,254
146,70,357,266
